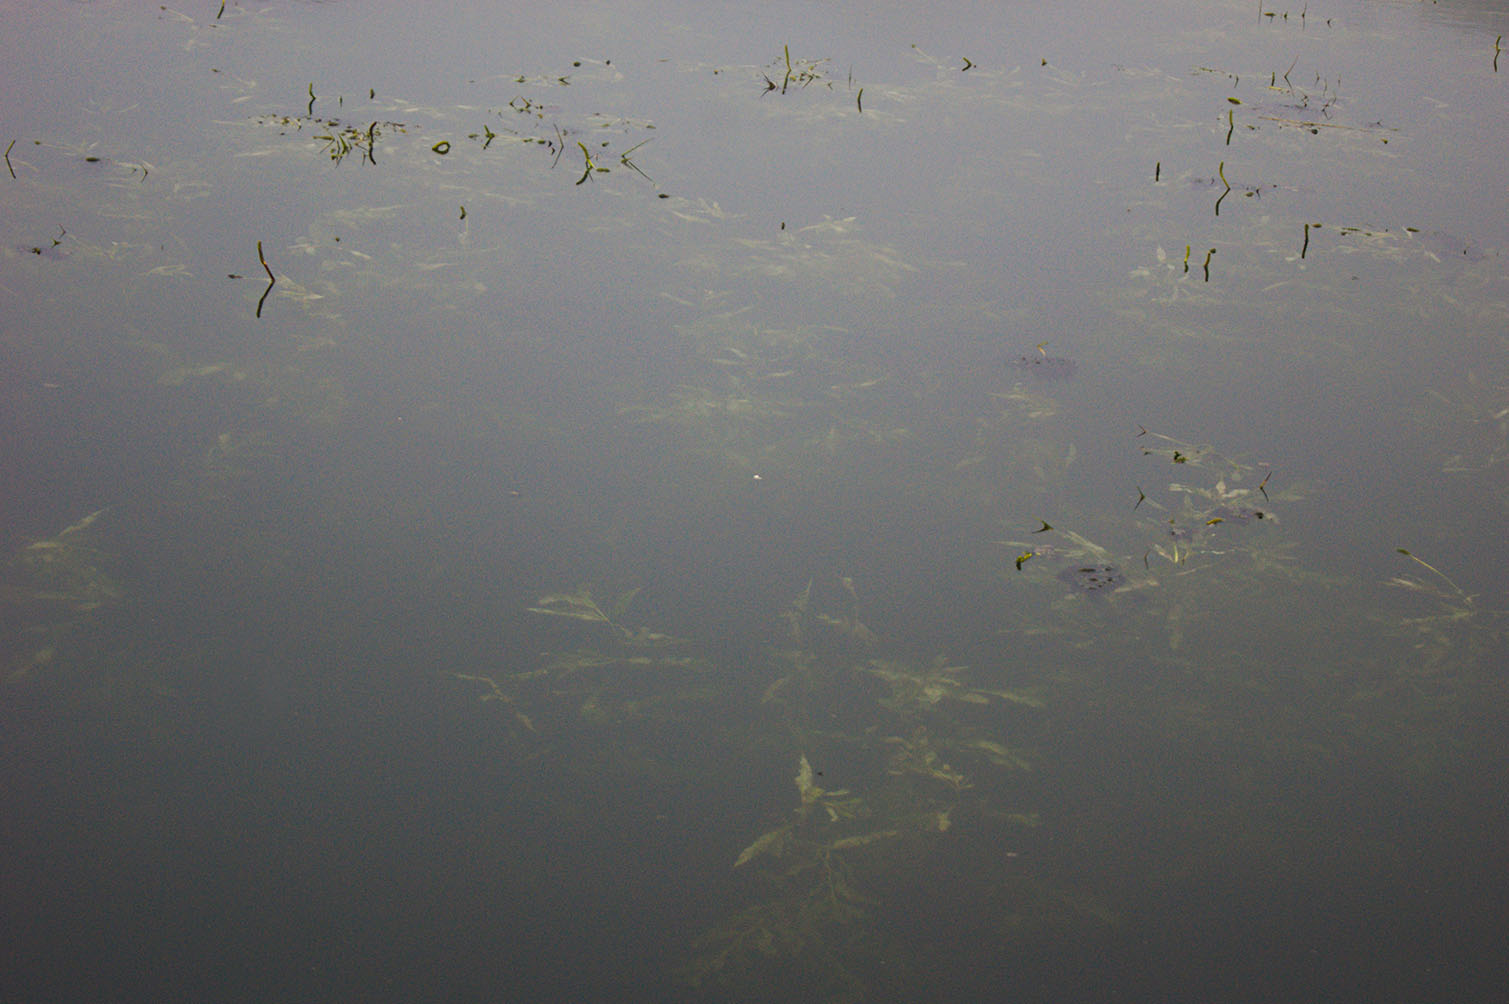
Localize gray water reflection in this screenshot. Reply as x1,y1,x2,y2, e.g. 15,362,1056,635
3,0,1506,1001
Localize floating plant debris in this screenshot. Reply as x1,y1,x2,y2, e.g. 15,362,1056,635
1209,504,1267,524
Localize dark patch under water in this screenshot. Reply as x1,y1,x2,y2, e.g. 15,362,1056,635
1008,354,1077,378
1057,562,1123,593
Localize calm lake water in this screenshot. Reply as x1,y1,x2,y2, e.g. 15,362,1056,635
3,1,1507,1001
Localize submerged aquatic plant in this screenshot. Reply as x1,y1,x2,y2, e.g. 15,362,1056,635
528,585,683,645
11,509,123,612
1419,373,1509,482
451,671,540,734
1385,549,1486,651
861,655,1045,714
684,754,917,995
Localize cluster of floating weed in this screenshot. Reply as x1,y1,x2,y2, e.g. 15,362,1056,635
251,112,407,166
1143,49,1408,281
445,63,659,184
762,44,831,94
999,425,1282,597
1255,0,1332,27
3,136,154,184
248,67,659,189
1188,61,1364,153
757,44,873,112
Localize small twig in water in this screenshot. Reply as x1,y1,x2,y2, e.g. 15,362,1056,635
618,139,654,182
255,239,276,318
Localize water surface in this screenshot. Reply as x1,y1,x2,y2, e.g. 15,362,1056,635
3,1,1507,1001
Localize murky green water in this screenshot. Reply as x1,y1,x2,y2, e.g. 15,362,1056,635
4,1,1506,1001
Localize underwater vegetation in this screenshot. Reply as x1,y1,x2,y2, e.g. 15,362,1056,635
483,574,1083,999
9,508,121,614
5,8,1505,1002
